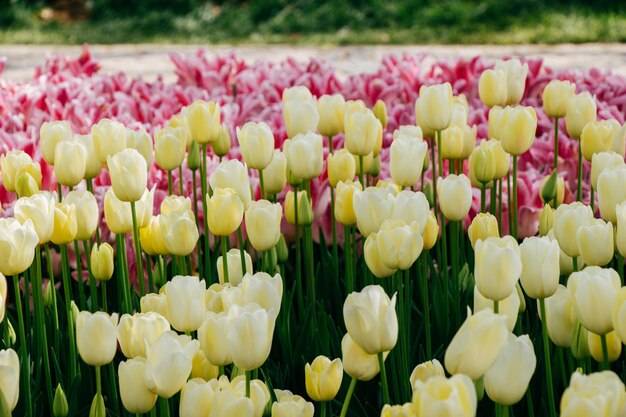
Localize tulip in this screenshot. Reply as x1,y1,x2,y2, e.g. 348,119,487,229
118,358,158,414
0,151,42,193
282,87,319,138
284,190,314,226
262,150,287,196
422,211,439,250
392,126,421,142
364,233,397,279
479,68,508,108
206,187,244,236
588,331,622,363
163,275,206,333
374,220,423,270
0,349,20,411
485,334,536,405
577,219,614,267
53,140,87,187
343,285,398,354
597,165,626,224
591,151,624,190
390,138,428,187
494,59,528,105
305,356,343,401
437,174,472,222
91,118,127,164
412,374,477,417
272,390,315,417
198,311,232,366
344,108,381,157
566,92,597,139
469,140,496,186
0,275,6,323
474,286,520,332
140,293,168,317
581,120,613,162
76,311,119,366
468,213,499,249
69,135,100,181
14,191,55,244
543,80,576,118
90,243,114,282
241,272,283,313
317,94,346,137
409,359,445,388
209,159,252,209
414,82,453,136
165,114,192,147
159,195,190,215
553,202,594,258
488,106,506,140
209,388,254,417
154,126,186,172
125,128,153,168
617,201,626,258
539,171,564,208
390,190,430,234
107,148,147,202
104,188,134,234
568,266,621,335
226,304,276,371
519,236,560,299
215,249,252,286
333,181,361,226
40,120,73,165
213,124,232,157
64,190,99,241
327,149,356,188
543,285,576,348
500,106,537,156
484,139,510,179
191,349,219,381
352,186,395,237
608,119,626,156
439,125,464,160
341,333,388,381
117,312,171,359
51,202,78,245
53,384,68,417
237,122,275,170
283,132,324,181
245,200,282,251
538,204,554,237
160,209,198,256
560,371,626,417
444,308,509,380
380,403,416,417
179,379,215,417
185,100,221,144
144,331,199,398
0,218,38,276
612,287,626,345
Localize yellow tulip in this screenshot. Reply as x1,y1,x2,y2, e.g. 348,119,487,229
581,120,613,162
154,126,186,172
494,59,528,105
500,106,537,156
284,190,313,226
245,200,282,251
206,188,244,236
0,218,39,276
474,287,520,332
364,233,396,279
597,165,626,224
261,150,287,196
226,304,276,371
51,202,77,245
125,128,153,168
64,190,99,241
14,191,55,244
374,219,423,270
553,202,594,258
390,138,428,187
304,356,343,401
90,243,114,282
421,211,439,250
566,92,596,139
91,118,126,164
163,275,207,333
543,285,576,348
216,249,253,286
352,186,395,237
344,108,381,157
607,119,626,156
0,150,42,193
317,94,346,138
209,159,252,209
560,371,626,417
116,312,170,359
272,390,314,417
437,174,472,222
577,219,614,266
341,333,388,382
478,68,508,108
469,140,496,185
327,149,356,188
160,209,198,256
283,132,324,181
467,213,499,249
542,80,576,118
185,100,221,144
334,180,362,226
409,359,445,388
0,349,20,411
237,122,275,170
588,330,621,363
40,120,72,165
485,139,510,179
591,151,624,190
519,236,560,299
412,374,477,417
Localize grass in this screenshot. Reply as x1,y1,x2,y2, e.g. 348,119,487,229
1,0,626,45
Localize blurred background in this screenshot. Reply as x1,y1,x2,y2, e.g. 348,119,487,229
1,0,625,44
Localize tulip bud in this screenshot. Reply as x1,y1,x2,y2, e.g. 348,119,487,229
541,171,564,208
500,106,537,156
0,150,42,194
608,119,626,156
542,80,576,118
276,234,289,263
571,320,590,359
410,359,445,388
317,94,346,137
390,138,427,187
77,311,119,366
283,132,324,181
91,118,126,164
588,330,621,363
186,100,221,144
566,92,596,139
237,122,275,170
262,150,287,196
89,394,105,417
437,174,472,222
284,190,313,226
286,166,302,188
327,149,356,188
15,172,39,198
154,127,186,172
372,99,388,128
107,148,148,202
414,83,453,136
485,139,510,179
468,213,499,249
305,356,343,401
519,236,560,299
344,108,381,156
206,188,244,236
51,202,78,246
581,120,613,162
538,204,554,236
53,384,69,417
469,141,496,185
494,59,528,105
43,281,54,308
283,87,319,138
213,124,232,157
54,140,87,187
245,200,282,251
40,120,72,165
440,125,464,160
187,141,201,171
119,358,158,413
479,68,508,108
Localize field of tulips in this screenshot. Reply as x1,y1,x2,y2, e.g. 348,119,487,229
0,47,626,417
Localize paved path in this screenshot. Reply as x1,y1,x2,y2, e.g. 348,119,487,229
2,43,626,83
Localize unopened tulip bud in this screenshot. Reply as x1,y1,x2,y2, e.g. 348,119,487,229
414,83,453,136
237,122,275,170
54,140,87,187
206,188,244,236
276,235,289,263
91,243,114,282
285,190,313,226
44,281,54,308
500,106,537,156
89,393,105,417
107,148,148,202
335,181,362,226
437,174,472,222
468,213,499,249
469,141,496,185
53,384,69,417
317,94,346,137
213,124,232,157
344,108,380,156
538,204,554,236
540,170,559,207
51,203,77,246
154,127,186,172
543,80,576,118
494,59,528,105
372,99,388,128
286,167,302,187
479,69,508,108
368,154,381,176
15,172,39,198
187,141,201,171
440,126,464,160
262,150,287,195
588,330,621,363
0,390,10,417
327,149,356,188
186,100,221,144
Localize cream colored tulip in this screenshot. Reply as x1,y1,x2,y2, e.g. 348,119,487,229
422,211,439,250
500,106,537,156
519,236,560,299
284,190,313,226
553,202,594,258
91,118,127,164
485,139,510,179
437,174,472,222
488,106,506,141
230,375,271,417
198,311,232,366
245,200,282,251
140,293,168,317
241,272,283,313
591,151,624,190
0,275,6,323
479,68,508,108
237,122,275,170
560,371,626,417
414,83,453,135
51,202,77,245
272,390,315,417
375,220,423,270
209,387,254,417
216,249,253,286
352,186,395,237
409,359,445,388
104,188,133,234
140,215,169,256
64,190,99,241
211,124,231,158
0,150,42,193
283,87,319,139
209,159,252,209
444,308,509,379
566,92,597,139
0,349,20,411
317,94,345,137
72,134,102,179
226,304,276,371
40,120,72,165
0,218,39,276
485,334,536,405
118,358,158,414
185,100,221,144
390,138,427,187
391,190,430,234
543,285,576,348
568,266,621,335
617,201,626,258
469,140,496,185
305,356,343,401
588,330,622,363
125,128,153,168
160,209,198,256
283,132,324,181
344,108,381,157
327,149,356,188
154,126,186,171
581,120,613,162
163,275,206,333
54,140,87,187
179,378,215,417
577,219,614,266
117,312,170,359
364,233,397,278
190,350,219,383
608,119,626,156
458,124,478,160
76,311,119,366
380,403,416,417
160,195,191,215
343,285,398,354
468,213,499,249
611,287,626,345
494,59,528,105
440,125,464,160
165,114,192,148
543,80,576,118
206,187,244,236
393,125,423,141
412,374,477,417
341,333,388,382
107,148,147,202
474,287,520,332
14,191,55,244
598,165,626,224
262,150,287,196
335,180,362,226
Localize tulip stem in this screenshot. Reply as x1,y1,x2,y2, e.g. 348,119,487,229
493,300,499,314
95,365,102,399
73,240,87,310
339,377,357,417
200,144,212,284
497,178,503,235
87,179,102,245
506,171,512,235
237,227,247,275
191,170,203,280
33,248,54,409
450,221,460,325
320,401,327,417
497,403,510,417
554,117,559,172
83,240,98,312
221,235,230,284
131,201,146,296
167,170,173,195
245,370,251,398
159,396,170,417
330,186,339,280
577,140,583,202
116,234,133,314
294,184,304,316
590,187,595,213
344,225,354,294
178,165,184,196
431,135,439,220
12,274,32,417
102,282,108,312
512,155,519,239
377,351,390,405
617,253,624,285
601,333,610,370
57,182,63,201
572,256,578,273
60,245,78,380
539,298,557,417
44,243,61,350
258,169,265,200
480,183,486,213
490,180,497,215
420,253,432,358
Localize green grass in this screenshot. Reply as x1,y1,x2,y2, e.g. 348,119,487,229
1,0,626,44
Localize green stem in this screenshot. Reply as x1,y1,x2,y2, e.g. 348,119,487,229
420,253,432,359
450,221,460,325
494,300,499,314
73,240,86,310
102,282,108,312
117,234,133,314
60,245,78,380
12,274,32,417
33,248,54,409
344,225,353,294
616,252,624,286
178,165,184,196
167,170,173,195
259,169,265,200
601,333,610,371
87,179,102,245
44,243,60,351
573,256,578,273
191,170,202,280
294,184,304,316
377,351,390,405
539,298,557,417
481,183,486,213
131,201,146,296
200,144,212,284
95,365,102,398
554,117,559,172
221,235,230,284
320,401,327,417
577,140,583,202
497,178,503,235
490,180,497,215
245,370,251,398
237,227,247,275
339,377,357,417
330,185,339,280
590,186,595,213
328,136,334,154
83,240,98,312
431,136,439,217
358,155,364,187
57,182,63,202
146,255,155,294
512,155,519,239
159,396,170,417
507,171,512,235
